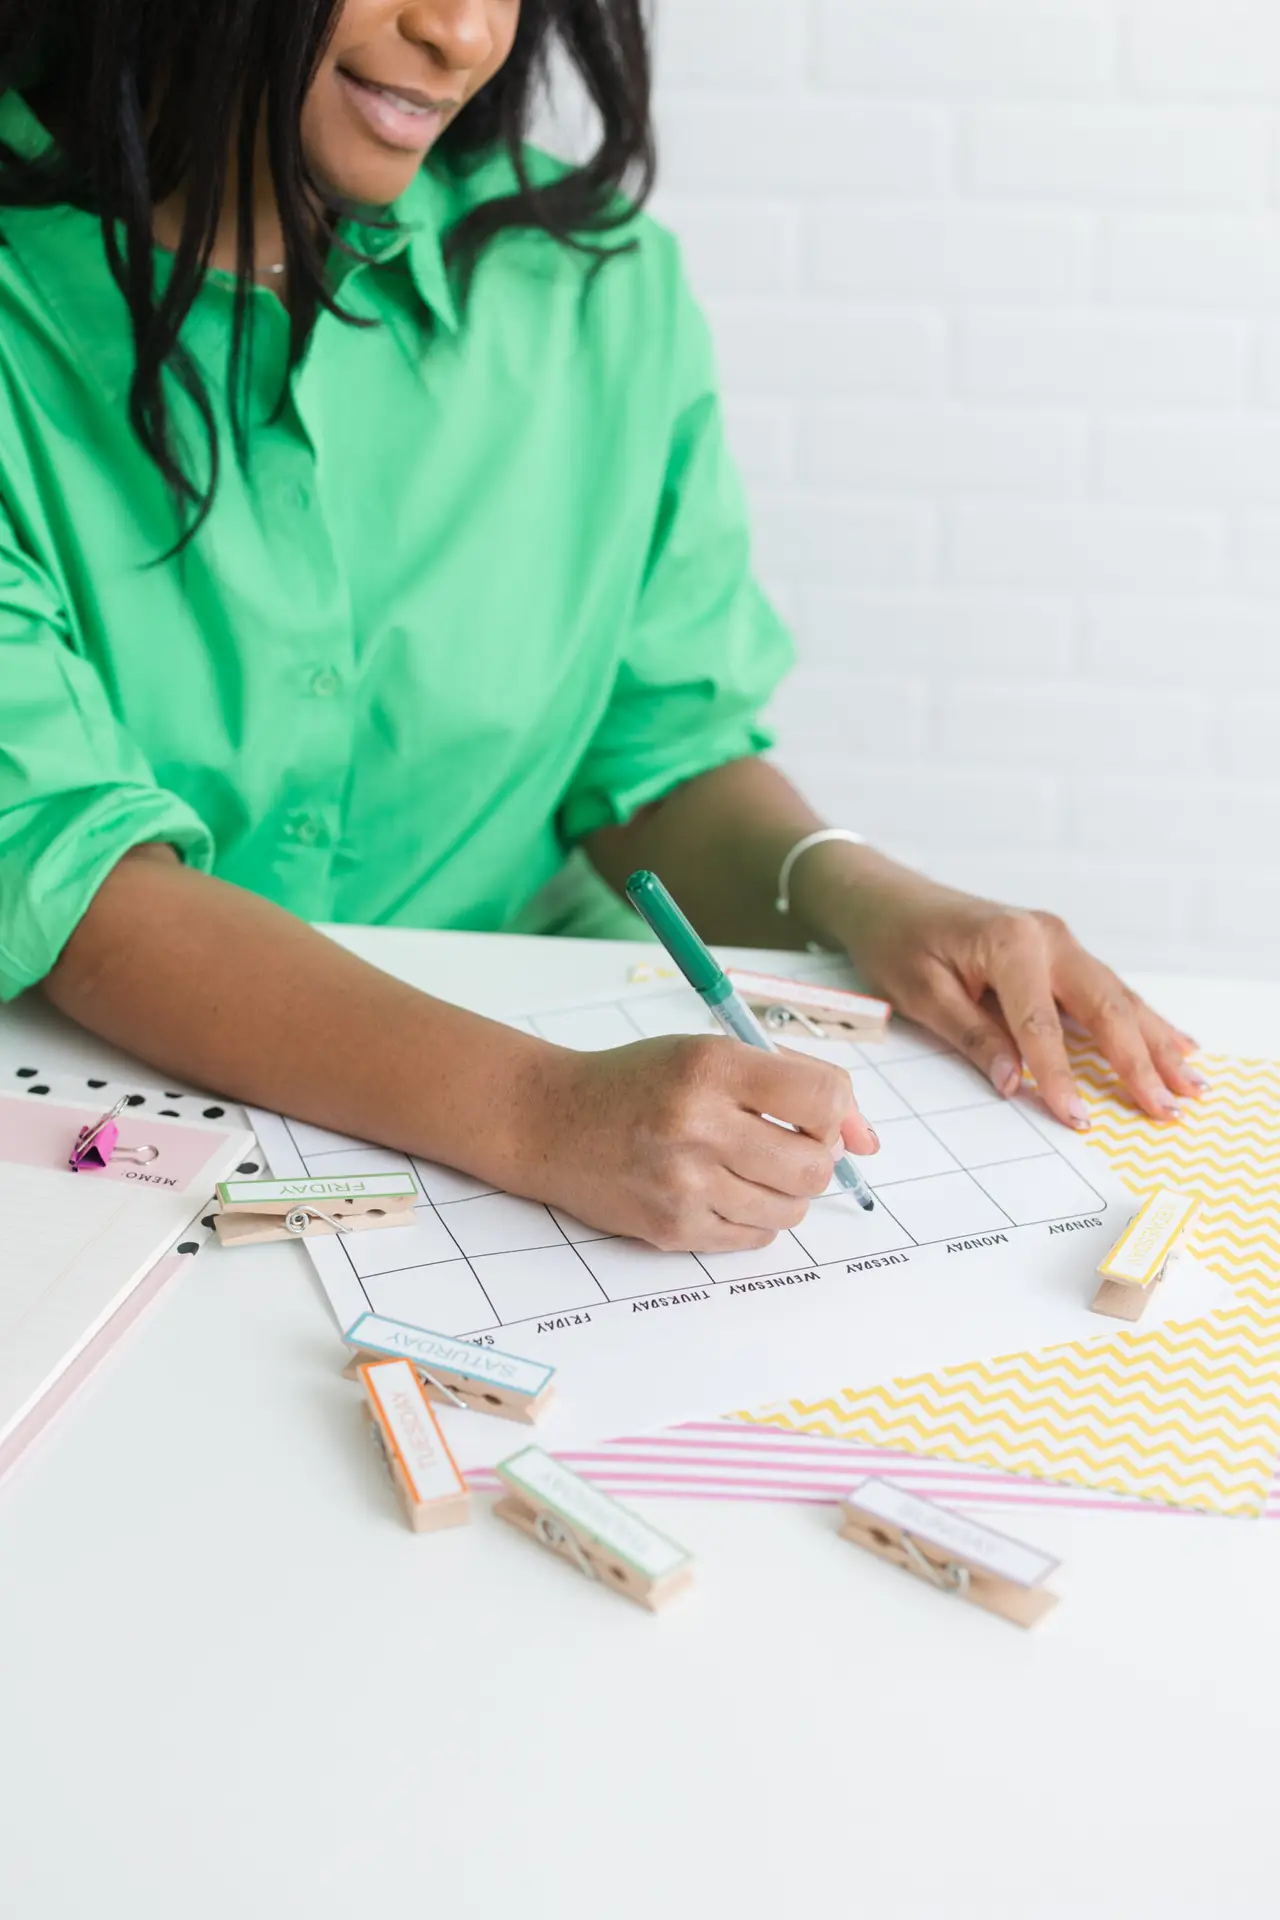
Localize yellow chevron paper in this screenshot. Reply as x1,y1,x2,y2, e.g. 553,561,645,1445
737,1048,1280,1518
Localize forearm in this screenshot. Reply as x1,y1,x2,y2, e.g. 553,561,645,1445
585,755,935,955
41,847,551,1185
586,758,819,948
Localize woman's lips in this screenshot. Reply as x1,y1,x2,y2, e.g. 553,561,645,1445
337,68,457,153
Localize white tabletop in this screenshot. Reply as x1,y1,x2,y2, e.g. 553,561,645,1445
2,929,1278,1920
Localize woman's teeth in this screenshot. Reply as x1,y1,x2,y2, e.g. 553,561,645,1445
368,84,431,117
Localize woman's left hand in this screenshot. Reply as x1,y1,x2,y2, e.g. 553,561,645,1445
813,860,1208,1132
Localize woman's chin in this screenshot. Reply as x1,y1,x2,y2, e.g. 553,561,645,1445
302,114,435,209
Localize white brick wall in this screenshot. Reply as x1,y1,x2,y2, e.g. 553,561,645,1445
543,0,1280,978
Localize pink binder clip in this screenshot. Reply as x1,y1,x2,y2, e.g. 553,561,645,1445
69,1095,159,1173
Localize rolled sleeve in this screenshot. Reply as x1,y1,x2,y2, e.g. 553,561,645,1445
0,514,214,998
560,271,794,844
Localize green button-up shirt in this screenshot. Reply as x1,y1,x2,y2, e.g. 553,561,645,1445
0,92,791,1000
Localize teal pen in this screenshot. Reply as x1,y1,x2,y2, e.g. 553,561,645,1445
625,869,875,1213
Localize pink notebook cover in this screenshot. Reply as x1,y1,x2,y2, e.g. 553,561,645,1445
0,1244,198,1486
0,1090,249,1489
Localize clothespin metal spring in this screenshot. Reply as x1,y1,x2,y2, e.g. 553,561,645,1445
283,1204,348,1237
761,1003,830,1039
535,1509,598,1582
897,1530,971,1597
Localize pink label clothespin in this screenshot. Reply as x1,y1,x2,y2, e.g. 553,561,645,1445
69,1095,159,1173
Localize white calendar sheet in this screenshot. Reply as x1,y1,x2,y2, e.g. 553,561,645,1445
250,984,1231,1469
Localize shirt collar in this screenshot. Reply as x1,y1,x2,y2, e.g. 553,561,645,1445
0,91,459,407
345,164,460,335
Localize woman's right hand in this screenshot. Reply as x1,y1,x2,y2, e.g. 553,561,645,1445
514,1036,878,1253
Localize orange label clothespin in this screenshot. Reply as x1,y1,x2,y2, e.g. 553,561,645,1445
359,1359,470,1533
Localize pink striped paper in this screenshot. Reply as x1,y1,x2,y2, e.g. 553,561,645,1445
469,1419,1279,1519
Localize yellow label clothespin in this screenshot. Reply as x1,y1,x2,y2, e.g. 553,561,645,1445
838,1477,1061,1629
725,970,891,1043
494,1447,694,1612
1091,1188,1201,1321
359,1359,470,1534
212,1172,419,1247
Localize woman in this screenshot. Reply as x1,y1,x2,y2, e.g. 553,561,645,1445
0,0,1203,1254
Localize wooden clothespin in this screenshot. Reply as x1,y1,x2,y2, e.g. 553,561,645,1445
494,1447,694,1612
213,1172,418,1247
1091,1188,1201,1322
725,969,891,1043
342,1312,556,1423
838,1477,1060,1629
358,1359,469,1533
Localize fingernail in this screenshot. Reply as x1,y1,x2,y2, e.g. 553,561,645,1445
1158,1094,1182,1121
866,1127,880,1153
1183,1066,1210,1093
1066,1096,1090,1132
990,1053,1021,1097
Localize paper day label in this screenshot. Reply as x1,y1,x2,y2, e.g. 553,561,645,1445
217,1172,417,1207
1099,1189,1198,1287
844,1477,1058,1588
345,1314,553,1398
497,1447,690,1581
362,1361,466,1505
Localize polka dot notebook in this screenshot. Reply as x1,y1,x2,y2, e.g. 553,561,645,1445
738,1044,1280,1519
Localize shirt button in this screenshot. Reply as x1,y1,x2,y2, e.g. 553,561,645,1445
310,667,341,698
285,815,328,847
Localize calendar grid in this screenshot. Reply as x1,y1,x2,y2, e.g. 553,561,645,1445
272,987,1110,1341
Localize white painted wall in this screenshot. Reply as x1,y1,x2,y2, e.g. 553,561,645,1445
547,0,1280,978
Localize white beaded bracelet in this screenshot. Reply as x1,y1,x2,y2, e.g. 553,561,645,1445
776,828,867,917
